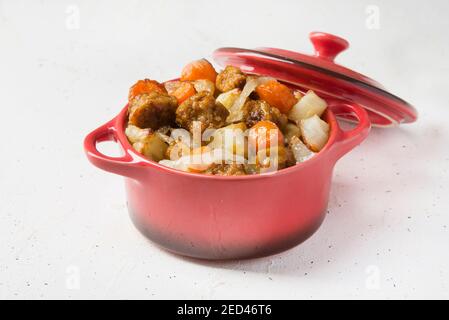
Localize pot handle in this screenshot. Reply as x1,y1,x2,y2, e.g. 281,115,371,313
329,102,371,160
84,118,141,178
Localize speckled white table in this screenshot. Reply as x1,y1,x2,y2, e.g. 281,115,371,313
1,0,448,300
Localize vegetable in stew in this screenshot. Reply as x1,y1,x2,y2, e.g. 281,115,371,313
125,59,330,175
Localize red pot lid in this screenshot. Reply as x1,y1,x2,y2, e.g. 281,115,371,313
213,32,417,127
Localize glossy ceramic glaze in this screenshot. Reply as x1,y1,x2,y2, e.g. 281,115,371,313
213,32,417,127
84,95,370,260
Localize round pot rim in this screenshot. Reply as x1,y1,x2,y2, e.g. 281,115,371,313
112,100,342,181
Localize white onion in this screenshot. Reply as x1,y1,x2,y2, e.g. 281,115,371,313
299,115,330,152
159,148,246,173
289,136,315,163
207,122,247,158
288,90,328,124
284,123,301,143
193,79,215,95
226,76,273,123
125,125,150,144
216,88,241,110
155,132,173,144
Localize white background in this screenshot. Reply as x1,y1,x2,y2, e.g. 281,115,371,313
1,0,448,300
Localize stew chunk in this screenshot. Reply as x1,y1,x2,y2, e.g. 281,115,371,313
244,100,288,130
216,66,247,92
128,92,177,130
205,163,246,176
176,92,229,133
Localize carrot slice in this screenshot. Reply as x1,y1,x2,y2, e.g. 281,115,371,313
165,81,196,104
249,120,284,151
181,59,217,82
256,80,297,114
129,79,166,101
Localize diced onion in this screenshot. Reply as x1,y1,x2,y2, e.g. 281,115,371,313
226,76,273,123
159,158,189,171
288,90,327,123
125,125,150,144
289,136,315,163
207,122,247,158
159,148,246,173
284,123,301,143
299,115,330,152
193,79,215,95
155,132,173,144
216,88,241,110
139,133,168,162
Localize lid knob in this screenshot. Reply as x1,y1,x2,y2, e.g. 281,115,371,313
310,32,349,62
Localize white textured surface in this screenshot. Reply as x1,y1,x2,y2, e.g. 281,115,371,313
1,0,449,300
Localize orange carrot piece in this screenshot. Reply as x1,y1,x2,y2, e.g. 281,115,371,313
249,120,284,151
129,79,166,101
165,81,196,104
181,59,217,82
256,80,297,114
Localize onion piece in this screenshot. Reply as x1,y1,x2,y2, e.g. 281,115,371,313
289,136,315,163
159,158,189,172
226,76,273,123
299,115,330,152
125,125,151,144
136,133,168,162
288,90,328,124
193,79,215,95
293,90,303,101
216,88,241,110
284,122,301,144
208,122,247,158
155,131,173,144
159,147,246,173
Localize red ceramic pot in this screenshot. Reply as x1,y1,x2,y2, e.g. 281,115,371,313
84,97,370,260
84,32,416,260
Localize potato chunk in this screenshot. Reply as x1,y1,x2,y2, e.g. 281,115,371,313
289,136,315,162
288,90,327,123
299,115,330,152
207,122,247,158
284,123,301,144
193,79,215,95
125,125,151,144
133,133,168,162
